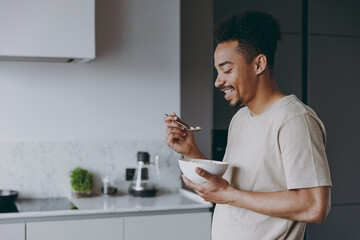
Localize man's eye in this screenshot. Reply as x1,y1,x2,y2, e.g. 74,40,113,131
224,69,232,74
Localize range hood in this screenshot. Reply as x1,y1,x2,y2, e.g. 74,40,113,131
0,0,95,63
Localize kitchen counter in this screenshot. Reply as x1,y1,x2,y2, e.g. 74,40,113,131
0,190,212,223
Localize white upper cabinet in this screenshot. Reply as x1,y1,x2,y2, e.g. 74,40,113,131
0,0,95,62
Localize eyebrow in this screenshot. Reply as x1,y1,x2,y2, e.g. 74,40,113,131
217,61,233,68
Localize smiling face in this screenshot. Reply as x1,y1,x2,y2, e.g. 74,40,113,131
214,40,259,108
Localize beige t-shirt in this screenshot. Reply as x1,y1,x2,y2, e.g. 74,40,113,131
212,95,332,240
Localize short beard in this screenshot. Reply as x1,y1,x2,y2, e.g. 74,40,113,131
229,99,242,108
225,89,242,109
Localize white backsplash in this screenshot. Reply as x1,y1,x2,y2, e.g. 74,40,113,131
0,140,182,199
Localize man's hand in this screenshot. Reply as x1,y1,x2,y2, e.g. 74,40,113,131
164,113,205,159
182,167,233,204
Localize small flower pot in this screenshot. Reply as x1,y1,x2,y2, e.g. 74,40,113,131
71,190,92,198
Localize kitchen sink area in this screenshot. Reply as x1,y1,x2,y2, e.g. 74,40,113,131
8,197,78,214
0,190,211,221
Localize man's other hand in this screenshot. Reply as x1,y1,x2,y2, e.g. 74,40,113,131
182,167,232,204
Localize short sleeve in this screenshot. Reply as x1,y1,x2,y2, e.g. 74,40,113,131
279,114,332,190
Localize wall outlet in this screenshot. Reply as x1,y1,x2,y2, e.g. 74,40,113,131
125,168,135,181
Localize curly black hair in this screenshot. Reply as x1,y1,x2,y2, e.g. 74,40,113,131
213,11,281,71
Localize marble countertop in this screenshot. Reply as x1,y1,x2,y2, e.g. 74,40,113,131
0,190,212,222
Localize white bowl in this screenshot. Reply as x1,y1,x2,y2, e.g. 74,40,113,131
178,158,229,183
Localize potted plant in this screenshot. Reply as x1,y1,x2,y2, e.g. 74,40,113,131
70,167,93,198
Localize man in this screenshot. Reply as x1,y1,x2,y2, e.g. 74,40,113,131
164,11,332,240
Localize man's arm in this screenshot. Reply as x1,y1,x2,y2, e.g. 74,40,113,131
183,168,331,223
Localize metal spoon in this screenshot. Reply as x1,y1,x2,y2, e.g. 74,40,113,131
165,114,202,131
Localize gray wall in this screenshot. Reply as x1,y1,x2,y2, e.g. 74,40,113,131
0,0,180,142
306,0,360,239
181,0,213,158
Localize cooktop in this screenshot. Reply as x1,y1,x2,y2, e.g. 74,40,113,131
0,197,78,214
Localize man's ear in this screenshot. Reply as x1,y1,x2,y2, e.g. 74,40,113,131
254,54,267,75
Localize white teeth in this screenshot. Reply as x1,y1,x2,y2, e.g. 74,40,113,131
224,89,232,93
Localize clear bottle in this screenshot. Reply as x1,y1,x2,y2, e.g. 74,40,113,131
101,175,117,196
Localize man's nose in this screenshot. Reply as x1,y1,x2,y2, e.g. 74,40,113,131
214,75,225,88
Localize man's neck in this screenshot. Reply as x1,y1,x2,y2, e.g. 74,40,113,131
247,78,285,116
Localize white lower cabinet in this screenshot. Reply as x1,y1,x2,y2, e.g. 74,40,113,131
124,212,212,240
26,218,124,240
8,211,211,240
0,223,25,240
